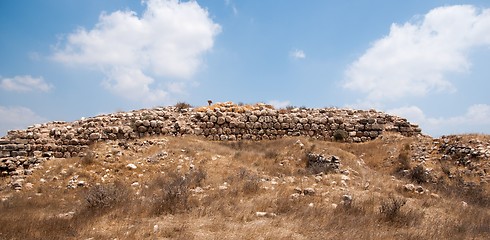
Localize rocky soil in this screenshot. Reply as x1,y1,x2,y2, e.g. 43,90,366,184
0,104,488,239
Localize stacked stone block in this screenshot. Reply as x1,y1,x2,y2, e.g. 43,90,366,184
0,104,421,176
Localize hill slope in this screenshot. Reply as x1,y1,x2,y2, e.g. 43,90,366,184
1,131,489,239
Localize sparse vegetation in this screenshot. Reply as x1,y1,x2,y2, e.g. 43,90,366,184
175,101,192,110
150,174,191,215
397,148,411,171
264,150,279,159
81,150,96,165
410,164,429,184
1,134,489,239
379,196,424,227
84,181,130,212
379,196,406,221
333,129,349,142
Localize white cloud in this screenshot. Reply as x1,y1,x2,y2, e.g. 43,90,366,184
290,49,306,59
101,67,167,103
53,0,221,103
0,75,53,92
388,104,490,137
268,100,291,109
224,0,238,15
0,106,48,136
166,81,186,94
344,5,490,101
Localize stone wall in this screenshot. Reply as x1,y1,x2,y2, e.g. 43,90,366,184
0,103,421,176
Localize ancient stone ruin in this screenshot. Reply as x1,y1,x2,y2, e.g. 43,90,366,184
0,102,421,177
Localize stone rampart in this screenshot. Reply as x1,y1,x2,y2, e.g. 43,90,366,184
0,102,421,176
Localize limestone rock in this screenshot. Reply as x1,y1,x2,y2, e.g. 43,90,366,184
127,163,137,170
303,187,316,195
0,103,423,177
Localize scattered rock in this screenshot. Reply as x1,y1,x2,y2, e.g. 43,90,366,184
314,175,323,182
290,193,301,199
303,188,316,196
192,187,204,193
57,211,76,220
11,179,24,190
126,163,137,170
430,193,441,199
341,194,353,206
24,182,34,190
403,183,416,192
306,153,340,174
256,212,276,217
341,175,350,181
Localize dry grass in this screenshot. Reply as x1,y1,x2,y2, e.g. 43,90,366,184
175,102,193,111
1,134,489,239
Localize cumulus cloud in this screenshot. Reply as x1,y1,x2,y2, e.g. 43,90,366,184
101,67,167,103
0,75,53,92
53,0,221,103
344,5,490,101
0,106,48,136
268,100,291,109
388,104,490,137
290,49,306,59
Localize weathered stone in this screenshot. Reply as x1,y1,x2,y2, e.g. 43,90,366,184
138,126,148,133
217,117,226,125
403,183,416,192
134,120,143,126
89,133,100,140
341,194,353,206
303,188,316,195
0,104,423,176
0,151,11,158
127,163,137,170
11,178,24,190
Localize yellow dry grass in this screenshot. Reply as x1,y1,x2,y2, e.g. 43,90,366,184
0,133,489,239
194,101,275,113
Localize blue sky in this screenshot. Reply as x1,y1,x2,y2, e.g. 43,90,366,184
1,0,489,137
